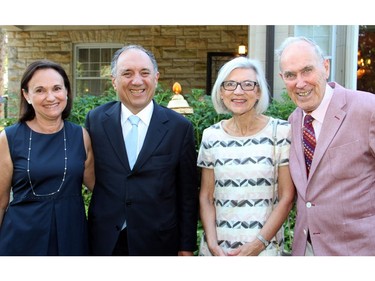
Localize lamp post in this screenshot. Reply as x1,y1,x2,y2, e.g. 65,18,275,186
167,82,193,115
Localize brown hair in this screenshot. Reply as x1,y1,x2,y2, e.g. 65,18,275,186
19,60,72,122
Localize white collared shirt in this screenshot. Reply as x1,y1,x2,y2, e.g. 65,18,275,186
302,83,334,140
120,101,154,158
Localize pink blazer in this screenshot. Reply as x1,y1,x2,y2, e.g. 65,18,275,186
289,82,375,255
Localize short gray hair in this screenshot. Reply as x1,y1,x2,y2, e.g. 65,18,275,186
211,56,270,115
275,36,326,70
111,44,158,77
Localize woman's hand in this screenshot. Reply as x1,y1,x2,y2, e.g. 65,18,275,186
208,243,227,256
227,239,265,256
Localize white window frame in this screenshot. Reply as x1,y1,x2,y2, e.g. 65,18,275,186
73,43,123,96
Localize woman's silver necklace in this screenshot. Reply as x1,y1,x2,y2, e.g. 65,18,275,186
26,126,67,197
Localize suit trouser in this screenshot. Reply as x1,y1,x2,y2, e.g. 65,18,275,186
112,228,129,256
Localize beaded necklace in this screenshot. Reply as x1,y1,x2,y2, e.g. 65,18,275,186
26,126,67,197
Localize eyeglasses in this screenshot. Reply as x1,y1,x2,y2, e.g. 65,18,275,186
221,80,258,91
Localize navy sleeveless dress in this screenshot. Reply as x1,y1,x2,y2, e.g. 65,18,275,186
0,121,89,255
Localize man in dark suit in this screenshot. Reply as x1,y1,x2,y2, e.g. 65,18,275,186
276,36,375,255
85,45,199,256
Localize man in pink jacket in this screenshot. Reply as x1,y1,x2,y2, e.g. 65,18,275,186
276,36,375,255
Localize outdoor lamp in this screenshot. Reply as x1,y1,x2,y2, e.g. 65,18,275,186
167,82,193,115
238,43,247,56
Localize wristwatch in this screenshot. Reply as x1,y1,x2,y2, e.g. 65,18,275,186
256,234,270,247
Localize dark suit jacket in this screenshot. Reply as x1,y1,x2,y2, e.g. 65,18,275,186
289,82,375,255
85,100,199,255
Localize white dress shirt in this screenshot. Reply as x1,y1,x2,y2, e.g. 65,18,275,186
120,101,154,158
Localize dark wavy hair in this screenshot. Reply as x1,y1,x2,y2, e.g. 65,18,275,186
19,60,73,122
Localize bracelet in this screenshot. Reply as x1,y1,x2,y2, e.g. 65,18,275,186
256,234,270,247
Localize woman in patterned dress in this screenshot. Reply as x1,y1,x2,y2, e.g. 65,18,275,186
198,57,295,256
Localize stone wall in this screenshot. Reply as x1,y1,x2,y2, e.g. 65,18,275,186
4,25,248,117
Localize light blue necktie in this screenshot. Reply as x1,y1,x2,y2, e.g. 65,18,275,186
125,115,140,169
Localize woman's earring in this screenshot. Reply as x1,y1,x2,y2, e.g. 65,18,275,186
27,100,31,104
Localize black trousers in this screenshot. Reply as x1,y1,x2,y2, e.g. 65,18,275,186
112,228,129,256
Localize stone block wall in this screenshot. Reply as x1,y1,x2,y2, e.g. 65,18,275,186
4,25,248,117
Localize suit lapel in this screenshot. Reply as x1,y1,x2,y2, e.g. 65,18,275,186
102,102,129,169
133,102,169,170
308,87,347,179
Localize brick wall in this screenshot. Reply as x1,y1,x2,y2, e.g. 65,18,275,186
5,25,248,117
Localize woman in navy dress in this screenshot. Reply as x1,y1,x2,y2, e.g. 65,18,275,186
0,60,95,255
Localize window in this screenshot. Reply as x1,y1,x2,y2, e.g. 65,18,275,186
294,26,336,81
74,44,122,96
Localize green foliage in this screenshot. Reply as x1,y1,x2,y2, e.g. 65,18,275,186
82,187,92,216
282,205,296,254
153,83,174,106
184,89,230,151
0,117,17,131
68,89,118,126
265,92,296,121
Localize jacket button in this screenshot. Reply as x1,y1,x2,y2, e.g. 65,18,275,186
306,202,312,208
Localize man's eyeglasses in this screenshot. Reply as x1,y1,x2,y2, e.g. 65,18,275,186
221,80,258,91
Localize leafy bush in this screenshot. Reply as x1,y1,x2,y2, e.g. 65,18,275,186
184,89,230,151
265,92,296,120
0,117,17,132
68,89,118,126
282,206,296,254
